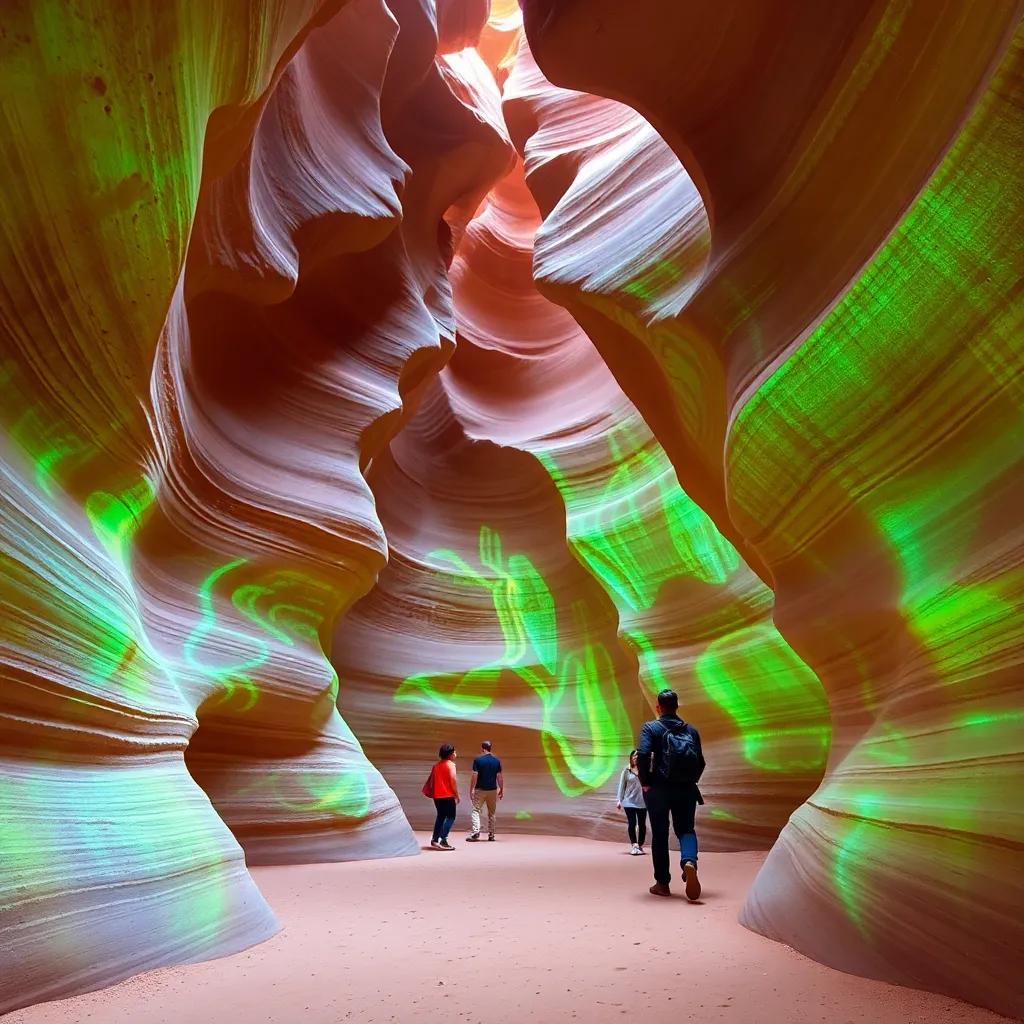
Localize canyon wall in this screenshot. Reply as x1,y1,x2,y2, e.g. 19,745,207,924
1,0,1020,1017
521,0,1024,1017
0,0,510,1011
336,153,831,848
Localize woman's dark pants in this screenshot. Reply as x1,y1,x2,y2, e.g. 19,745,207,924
624,806,647,846
432,797,457,842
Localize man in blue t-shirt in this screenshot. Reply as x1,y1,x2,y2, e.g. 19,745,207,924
466,741,503,842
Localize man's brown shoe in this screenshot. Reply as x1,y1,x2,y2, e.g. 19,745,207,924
649,883,671,897
683,861,701,901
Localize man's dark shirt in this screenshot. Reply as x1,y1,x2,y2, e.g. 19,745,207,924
636,714,705,799
472,753,502,790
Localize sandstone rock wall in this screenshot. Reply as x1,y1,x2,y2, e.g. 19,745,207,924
521,1,1024,1016
0,0,509,1011
337,147,830,848
2,0,1021,1017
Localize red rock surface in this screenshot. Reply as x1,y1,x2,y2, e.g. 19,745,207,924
336,154,830,849
520,2,1024,1018
0,0,510,1010
1,0,1021,1018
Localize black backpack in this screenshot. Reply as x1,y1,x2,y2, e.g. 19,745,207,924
656,721,703,785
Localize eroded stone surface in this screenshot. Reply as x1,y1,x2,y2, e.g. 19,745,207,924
2,0,1021,1018
521,2,1024,1017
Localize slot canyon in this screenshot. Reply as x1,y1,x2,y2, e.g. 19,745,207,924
0,0,1021,1021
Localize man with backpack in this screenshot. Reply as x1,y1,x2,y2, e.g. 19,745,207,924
636,688,705,900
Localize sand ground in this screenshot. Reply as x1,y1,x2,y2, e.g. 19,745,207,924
5,834,1011,1024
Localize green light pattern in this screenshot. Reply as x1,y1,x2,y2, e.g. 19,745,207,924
0,760,231,947
623,256,703,305
831,793,882,939
396,525,631,795
728,31,1024,935
185,560,270,712
184,560,338,712
1,361,94,497
621,629,672,693
1,361,369,859
395,413,831,800
0,377,180,707
239,766,373,819
85,476,156,573
539,423,830,775
709,808,742,822
537,426,737,613
695,625,830,771
284,770,372,818
0,0,446,984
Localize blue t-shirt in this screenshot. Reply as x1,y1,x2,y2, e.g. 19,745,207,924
472,753,502,790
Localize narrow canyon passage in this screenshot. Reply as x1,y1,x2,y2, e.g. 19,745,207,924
1,0,1021,1020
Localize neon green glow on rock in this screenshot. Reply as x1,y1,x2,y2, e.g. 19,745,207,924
539,423,828,775
832,806,876,939
85,476,156,573
709,808,742,822
185,559,340,712
520,599,626,795
396,526,630,795
185,560,269,712
728,35,1024,931
538,428,738,613
0,761,229,947
696,625,830,771
1,361,91,496
622,630,671,693
275,771,372,818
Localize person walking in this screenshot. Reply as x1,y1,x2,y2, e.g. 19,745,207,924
429,744,460,850
636,689,705,899
616,749,647,855
465,740,503,842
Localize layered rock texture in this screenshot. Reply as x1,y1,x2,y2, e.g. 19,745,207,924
1,0,1021,1019
521,0,1024,1018
0,0,509,1011
335,158,830,845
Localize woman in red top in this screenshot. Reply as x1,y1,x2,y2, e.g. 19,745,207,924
430,744,460,850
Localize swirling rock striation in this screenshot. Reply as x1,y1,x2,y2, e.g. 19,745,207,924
522,1,1024,1017
336,12,829,846
3,0,1021,1017
0,0,511,1012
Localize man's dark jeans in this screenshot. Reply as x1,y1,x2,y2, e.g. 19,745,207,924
644,785,698,886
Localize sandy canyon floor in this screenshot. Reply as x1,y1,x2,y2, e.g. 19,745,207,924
5,835,1011,1024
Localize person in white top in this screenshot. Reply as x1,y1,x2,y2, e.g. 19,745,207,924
616,749,647,855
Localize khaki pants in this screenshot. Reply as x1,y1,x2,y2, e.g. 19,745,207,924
471,789,498,836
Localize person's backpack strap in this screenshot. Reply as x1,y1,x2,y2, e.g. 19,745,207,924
652,719,670,775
